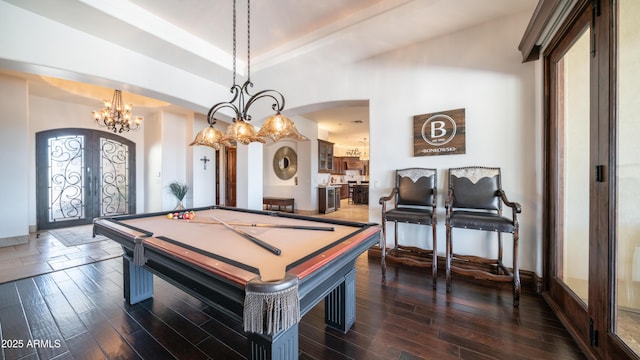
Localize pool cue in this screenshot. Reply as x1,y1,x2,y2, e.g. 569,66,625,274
209,215,282,256
188,218,334,231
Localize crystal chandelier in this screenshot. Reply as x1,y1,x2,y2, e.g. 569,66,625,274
190,0,307,150
92,89,143,133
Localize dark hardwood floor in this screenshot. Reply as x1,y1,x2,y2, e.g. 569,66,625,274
0,253,585,360
0,202,584,359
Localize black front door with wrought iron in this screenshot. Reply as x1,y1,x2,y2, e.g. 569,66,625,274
36,128,136,230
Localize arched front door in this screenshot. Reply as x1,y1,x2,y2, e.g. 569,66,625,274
36,128,136,230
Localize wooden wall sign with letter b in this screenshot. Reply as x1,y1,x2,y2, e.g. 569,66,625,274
413,108,466,157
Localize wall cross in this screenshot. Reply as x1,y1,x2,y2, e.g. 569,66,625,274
200,156,210,170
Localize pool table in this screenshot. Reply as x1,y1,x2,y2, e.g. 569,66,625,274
93,206,380,360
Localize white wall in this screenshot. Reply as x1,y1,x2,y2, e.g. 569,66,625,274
160,111,190,210
144,110,196,212
191,114,218,208
0,74,29,242
144,111,163,212
236,143,263,210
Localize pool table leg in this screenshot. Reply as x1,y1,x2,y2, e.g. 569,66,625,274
123,256,154,305
324,268,357,333
247,323,299,360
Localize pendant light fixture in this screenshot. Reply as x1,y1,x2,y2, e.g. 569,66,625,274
191,0,307,149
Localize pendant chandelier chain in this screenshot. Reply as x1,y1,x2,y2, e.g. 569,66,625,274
232,0,237,86
247,0,251,82
231,0,251,85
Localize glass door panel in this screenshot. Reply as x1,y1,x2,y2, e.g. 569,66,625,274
99,136,131,216
47,134,87,223
556,28,591,304
615,0,640,355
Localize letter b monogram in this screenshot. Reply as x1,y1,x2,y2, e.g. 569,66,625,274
431,120,447,139
421,114,456,146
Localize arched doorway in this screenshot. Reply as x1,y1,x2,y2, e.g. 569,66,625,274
35,128,136,230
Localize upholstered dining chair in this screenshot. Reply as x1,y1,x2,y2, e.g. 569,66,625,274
379,168,437,288
445,166,522,306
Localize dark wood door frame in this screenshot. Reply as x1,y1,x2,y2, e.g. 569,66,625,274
215,149,220,205
542,1,592,353
540,1,634,359
225,147,237,207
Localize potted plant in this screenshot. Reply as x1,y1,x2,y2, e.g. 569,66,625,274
167,181,189,210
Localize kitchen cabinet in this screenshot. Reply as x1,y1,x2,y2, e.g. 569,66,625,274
332,156,369,175
333,156,358,175
339,184,349,199
318,140,334,173
333,157,344,174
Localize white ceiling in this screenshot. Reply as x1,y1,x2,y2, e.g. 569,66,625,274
2,0,536,148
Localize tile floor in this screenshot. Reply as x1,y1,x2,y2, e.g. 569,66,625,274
0,229,124,284
318,198,370,223
0,200,370,284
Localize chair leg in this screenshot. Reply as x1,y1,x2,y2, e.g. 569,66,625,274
497,232,504,275
445,223,452,293
431,223,437,290
513,230,520,307
393,221,399,251
381,216,387,282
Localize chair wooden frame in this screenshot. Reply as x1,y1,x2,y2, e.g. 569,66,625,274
445,166,522,306
379,168,438,288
